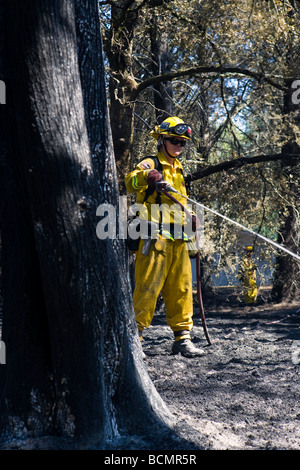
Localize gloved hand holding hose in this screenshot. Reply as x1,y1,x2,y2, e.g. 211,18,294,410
148,173,200,231
147,169,162,187
147,170,172,193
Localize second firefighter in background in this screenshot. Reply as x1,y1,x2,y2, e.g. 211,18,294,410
238,246,258,304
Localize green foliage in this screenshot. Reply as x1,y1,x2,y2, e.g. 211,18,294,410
100,0,300,288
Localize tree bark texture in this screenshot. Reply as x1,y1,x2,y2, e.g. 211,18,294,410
0,0,172,447
272,77,300,302
149,13,173,121
103,5,139,189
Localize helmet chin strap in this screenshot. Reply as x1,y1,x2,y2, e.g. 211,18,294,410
163,140,177,159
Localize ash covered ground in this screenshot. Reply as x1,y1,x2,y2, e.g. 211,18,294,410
1,287,299,451
141,287,300,450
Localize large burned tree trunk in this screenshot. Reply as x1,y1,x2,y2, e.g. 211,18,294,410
0,0,172,447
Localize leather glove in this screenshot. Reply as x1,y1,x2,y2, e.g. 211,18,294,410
147,169,162,188
192,214,201,231
155,181,172,193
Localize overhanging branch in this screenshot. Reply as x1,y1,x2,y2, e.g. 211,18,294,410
132,65,287,99
190,153,300,181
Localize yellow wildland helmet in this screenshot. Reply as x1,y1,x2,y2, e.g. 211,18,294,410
150,116,192,141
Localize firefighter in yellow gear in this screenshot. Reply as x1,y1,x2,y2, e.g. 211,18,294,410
238,246,258,304
125,117,205,357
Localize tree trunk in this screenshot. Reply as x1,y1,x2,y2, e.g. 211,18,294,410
149,14,173,121
272,75,300,303
0,0,173,448
272,205,299,302
103,5,139,191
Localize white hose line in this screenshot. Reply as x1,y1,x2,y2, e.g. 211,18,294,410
169,188,300,262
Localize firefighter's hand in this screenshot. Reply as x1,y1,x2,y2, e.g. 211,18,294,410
155,181,172,193
192,215,201,231
147,169,162,188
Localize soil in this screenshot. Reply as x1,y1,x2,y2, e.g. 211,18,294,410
141,286,300,450
1,287,299,452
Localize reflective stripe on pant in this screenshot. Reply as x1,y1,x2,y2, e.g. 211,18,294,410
133,238,193,333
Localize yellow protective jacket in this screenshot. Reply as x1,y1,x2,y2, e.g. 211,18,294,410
125,152,190,239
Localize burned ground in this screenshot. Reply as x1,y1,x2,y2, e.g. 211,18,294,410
141,287,300,450
1,287,299,451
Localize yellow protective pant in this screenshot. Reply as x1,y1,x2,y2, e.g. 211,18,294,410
133,237,193,334
243,274,258,304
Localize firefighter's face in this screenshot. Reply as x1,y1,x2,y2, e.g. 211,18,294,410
163,137,185,157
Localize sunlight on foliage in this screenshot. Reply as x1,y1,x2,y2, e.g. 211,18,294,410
99,0,300,291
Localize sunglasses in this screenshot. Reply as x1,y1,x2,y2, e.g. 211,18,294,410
165,137,186,147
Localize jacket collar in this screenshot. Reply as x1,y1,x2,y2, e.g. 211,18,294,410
157,151,183,170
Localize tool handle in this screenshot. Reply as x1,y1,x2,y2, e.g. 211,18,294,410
195,230,211,346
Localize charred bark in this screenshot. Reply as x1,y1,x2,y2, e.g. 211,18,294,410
102,4,139,189
0,0,174,448
272,204,300,302
272,75,300,303
149,14,173,121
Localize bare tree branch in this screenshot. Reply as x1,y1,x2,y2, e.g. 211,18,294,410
132,65,287,99
190,153,300,181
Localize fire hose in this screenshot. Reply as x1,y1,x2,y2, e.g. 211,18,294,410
164,186,300,262
161,181,300,344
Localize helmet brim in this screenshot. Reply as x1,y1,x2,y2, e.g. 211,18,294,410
150,130,191,141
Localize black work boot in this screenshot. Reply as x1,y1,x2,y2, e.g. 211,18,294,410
172,338,205,358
